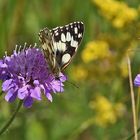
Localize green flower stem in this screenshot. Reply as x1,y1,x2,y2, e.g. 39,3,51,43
127,56,138,140
0,100,23,135
126,128,140,140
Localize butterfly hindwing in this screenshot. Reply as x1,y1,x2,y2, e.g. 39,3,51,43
39,21,84,76
38,27,56,71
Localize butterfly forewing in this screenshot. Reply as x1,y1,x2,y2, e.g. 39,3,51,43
39,21,84,77
51,22,84,70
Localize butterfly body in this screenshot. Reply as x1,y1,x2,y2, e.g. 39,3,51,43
38,21,84,78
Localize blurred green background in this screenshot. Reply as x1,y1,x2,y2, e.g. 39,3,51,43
0,0,140,140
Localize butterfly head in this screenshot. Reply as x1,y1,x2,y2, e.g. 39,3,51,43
38,27,52,44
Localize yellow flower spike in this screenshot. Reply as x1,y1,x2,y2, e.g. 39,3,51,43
119,58,128,78
113,18,124,28
89,95,125,127
82,40,110,63
93,0,138,28
70,65,88,81
94,111,117,127
93,95,113,113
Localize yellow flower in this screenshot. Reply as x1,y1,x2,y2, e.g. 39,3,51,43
70,65,88,81
93,0,138,28
93,111,116,127
82,40,110,63
89,95,125,127
89,95,112,111
112,6,138,28
119,58,128,78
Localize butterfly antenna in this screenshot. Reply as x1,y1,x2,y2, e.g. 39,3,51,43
127,48,140,52
65,81,79,89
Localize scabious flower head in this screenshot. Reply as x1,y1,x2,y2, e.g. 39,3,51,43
134,74,140,86
0,44,67,108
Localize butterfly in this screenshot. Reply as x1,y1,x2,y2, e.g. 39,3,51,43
38,21,84,79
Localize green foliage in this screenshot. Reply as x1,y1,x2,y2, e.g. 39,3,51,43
0,0,140,139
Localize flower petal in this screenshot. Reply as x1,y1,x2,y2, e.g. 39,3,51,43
18,86,29,99
134,74,140,86
0,63,8,68
23,96,33,108
30,87,41,100
33,80,40,86
5,88,17,102
51,80,64,93
2,79,13,91
45,88,52,102
59,73,67,82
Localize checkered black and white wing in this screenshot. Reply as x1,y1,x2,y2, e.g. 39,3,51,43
51,21,84,71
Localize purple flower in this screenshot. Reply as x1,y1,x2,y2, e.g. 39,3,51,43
0,44,67,108
134,74,140,86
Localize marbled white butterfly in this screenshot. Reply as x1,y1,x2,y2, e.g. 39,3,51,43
38,21,84,79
